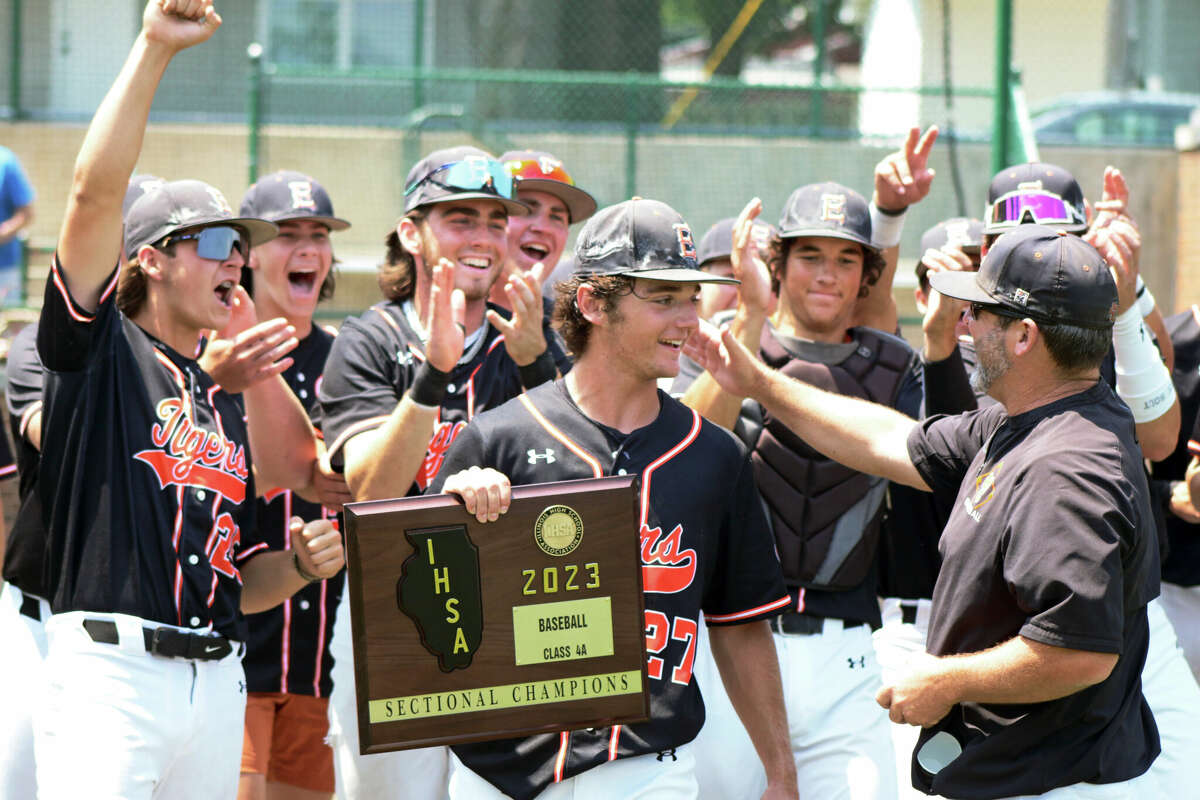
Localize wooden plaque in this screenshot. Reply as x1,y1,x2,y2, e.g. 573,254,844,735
343,475,649,753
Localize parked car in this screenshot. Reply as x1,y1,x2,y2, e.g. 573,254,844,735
1030,91,1200,147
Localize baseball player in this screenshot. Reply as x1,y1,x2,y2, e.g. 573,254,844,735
232,170,354,800
32,4,343,797
318,145,568,798
687,225,1162,798
430,196,796,800
490,149,596,313
0,173,166,799
678,130,938,800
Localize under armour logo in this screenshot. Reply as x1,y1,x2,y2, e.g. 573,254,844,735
847,656,865,669
396,351,413,366
656,748,678,762
238,680,246,694
527,448,556,464
820,193,847,223
288,180,317,211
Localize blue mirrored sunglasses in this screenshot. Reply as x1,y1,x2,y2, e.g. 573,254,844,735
404,157,516,200
159,225,248,261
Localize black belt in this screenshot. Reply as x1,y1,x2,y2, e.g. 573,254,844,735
769,612,867,636
83,618,235,661
19,593,41,621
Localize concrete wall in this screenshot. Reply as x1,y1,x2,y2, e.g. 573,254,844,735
1,120,1181,322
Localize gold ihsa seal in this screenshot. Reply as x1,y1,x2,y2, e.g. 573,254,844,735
534,505,584,557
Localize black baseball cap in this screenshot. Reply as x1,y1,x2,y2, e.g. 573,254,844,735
124,179,278,261
123,174,167,219
403,146,529,216
916,217,984,284
696,216,777,267
778,182,878,252
920,217,984,255
984,162,1087,234
573,198,738,284
500,150,597,223
930,224,1116,330
240,170,351,231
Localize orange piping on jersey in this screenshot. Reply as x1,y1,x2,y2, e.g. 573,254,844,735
706,594,792,624
554,730,569,782
637,409,701,529
517,395,603,477
608,724,622,761
49,257,108,324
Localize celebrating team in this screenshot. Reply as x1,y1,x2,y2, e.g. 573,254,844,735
2,2,1199,799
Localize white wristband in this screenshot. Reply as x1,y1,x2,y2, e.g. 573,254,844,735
1112,306,1176,422
1134,275,1156,318
869,203,906,249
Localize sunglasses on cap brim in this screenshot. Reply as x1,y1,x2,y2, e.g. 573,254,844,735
405,158,516,200
504,157,577,186
158,225,248,261
987,190,1085,229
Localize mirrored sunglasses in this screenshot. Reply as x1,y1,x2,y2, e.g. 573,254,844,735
404,157,516,199
987,190,1085,229
504,157,577,186
159,225,248,261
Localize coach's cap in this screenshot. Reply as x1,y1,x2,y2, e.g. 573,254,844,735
696,216,776,267
778,182,877,252
403,146,529,216
124,179,278,261
123,174,167,220
984,162,1087,234
573,198,738,284
500,150,597,223
930,224,1116,330
240,170,351,231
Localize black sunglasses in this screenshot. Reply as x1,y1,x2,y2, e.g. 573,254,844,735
158,225,248,261
969,302,1024,320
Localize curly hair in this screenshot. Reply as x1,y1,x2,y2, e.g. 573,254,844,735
766,233,885,299
379,209,428,302
552,274,634,357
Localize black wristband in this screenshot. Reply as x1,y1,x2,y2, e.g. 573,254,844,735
875,203,906,216
518,349,557,389
409,360,452,407
293,551,322,584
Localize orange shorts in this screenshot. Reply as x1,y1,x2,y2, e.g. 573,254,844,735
241,692,334,793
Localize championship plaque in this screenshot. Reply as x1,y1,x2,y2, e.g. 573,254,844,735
343,475,649,753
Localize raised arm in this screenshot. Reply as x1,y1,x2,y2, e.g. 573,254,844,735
684,323,928,490
681,198,772,430
57,0,222,310
343,259,466,501
854,125,938,333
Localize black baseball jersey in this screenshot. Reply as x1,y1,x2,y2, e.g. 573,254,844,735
907,381,1159,798
2,321,46,594
1151,308,1200,586
676,324,922,628
427,380,789,800
36,259,262,640
241,327,343,696
319,299,570,492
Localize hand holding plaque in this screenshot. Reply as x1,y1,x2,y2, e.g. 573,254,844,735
343,475,648,754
